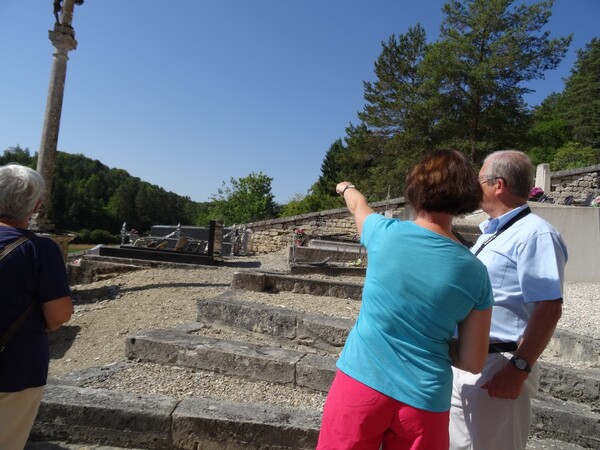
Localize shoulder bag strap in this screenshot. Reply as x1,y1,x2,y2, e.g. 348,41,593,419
0,235,34,353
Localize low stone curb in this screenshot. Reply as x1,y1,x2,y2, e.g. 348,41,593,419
230,271,363,300
531,396,600,449
30,384,177,449
172,397,320,449
126,328,337,392
125,325,599,447
539,362,599,408
31,384,321,449
196,291,353,352
547,329,600,366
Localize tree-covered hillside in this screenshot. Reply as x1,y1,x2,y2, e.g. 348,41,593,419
0,147,208,238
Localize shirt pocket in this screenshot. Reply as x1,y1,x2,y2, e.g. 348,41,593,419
481,251,510,290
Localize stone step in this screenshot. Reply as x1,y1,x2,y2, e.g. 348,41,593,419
230,271,363,300
546,329,600,367
196,290,353,352
531,395,600,449
526,437,589,449
30,384,321,449
539,362,600,408
30,383,594,450
124,325,599,446
126,327,337,393
57,330,600,450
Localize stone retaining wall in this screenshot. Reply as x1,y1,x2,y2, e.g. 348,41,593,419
549,165,600,205
242,198,411,254
242,164,600,254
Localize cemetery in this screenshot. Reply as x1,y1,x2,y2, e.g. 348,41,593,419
22,196,599,449
5,1,598,448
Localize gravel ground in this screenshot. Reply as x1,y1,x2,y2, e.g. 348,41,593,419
47,248,599,413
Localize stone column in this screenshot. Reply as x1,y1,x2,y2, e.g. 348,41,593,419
36,0,81,231
535,163,551,194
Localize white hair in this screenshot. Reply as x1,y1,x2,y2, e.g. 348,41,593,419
0,164,45,223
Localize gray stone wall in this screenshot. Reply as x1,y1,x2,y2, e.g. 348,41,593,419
242,198,410,254
549,165,600,205
242,164,600,254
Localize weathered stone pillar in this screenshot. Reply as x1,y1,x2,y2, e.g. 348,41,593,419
535,163,552,194
36,0,81,230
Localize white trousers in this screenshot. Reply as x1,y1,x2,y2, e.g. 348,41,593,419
449,353,540,450
0,386,45,450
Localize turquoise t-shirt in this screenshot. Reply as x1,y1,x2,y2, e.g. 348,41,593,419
336,214,493,412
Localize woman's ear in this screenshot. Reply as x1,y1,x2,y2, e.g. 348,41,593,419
33,200,42,213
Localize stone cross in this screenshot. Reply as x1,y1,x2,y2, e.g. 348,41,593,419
35,0,83,230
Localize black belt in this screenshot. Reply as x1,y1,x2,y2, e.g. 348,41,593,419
488,342,518,353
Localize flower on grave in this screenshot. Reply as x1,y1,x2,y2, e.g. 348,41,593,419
294,228,307,240
591,196,600,207
529,187,544,201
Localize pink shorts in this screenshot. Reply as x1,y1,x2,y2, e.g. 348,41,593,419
317,371,449,450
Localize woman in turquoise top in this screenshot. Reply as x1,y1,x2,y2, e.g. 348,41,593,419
317,150,493,450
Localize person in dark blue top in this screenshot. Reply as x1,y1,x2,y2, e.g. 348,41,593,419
0,164,73,450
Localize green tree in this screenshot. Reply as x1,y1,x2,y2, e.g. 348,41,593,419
0,146,36,167
561,38,600,150
425,0,571,163
316,139,345,196
551,141,599,171
354,25,435,198
527,92,571,165
106,177,140,227
359,25,434,145
203,172,277,225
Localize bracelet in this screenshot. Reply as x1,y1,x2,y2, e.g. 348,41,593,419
340,184,356,196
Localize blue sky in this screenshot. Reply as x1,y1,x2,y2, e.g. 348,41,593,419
0,1,598,204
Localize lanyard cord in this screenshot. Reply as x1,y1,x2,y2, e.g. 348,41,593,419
473,207,531,256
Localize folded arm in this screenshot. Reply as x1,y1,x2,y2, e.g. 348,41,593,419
450,308,492,373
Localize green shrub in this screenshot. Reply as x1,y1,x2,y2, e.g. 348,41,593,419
89,229,119,244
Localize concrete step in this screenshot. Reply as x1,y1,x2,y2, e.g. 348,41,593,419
196,290,353,352
531,396,600,449
539,362,600,408
546,329,600,367
230,271,363,300
30,383,595,450
33,276,599,449
124,325,599,446
30,384,320,450
120,324,600,412
34,337,599,448
126,327,337,392
526,436,589,449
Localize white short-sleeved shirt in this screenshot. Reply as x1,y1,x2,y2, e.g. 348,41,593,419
472,204,568,343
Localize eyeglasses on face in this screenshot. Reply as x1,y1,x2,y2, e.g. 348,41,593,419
479,176,506,186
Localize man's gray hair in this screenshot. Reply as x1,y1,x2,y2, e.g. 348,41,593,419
484,150,534,199
0,164,46,223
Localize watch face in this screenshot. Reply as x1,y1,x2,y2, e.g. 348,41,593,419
511,357,530,372
515,359,527,370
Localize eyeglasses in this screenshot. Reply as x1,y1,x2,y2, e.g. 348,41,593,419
479,176,506,186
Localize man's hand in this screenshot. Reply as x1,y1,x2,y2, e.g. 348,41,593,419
481,363,529,400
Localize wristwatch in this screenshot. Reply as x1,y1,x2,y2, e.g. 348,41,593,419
509,356,531,373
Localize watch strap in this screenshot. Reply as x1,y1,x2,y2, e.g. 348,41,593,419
510,356,531,373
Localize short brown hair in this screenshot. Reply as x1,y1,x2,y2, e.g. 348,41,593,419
404,150,482,215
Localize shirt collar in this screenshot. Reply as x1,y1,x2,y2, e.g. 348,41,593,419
480,204,529,234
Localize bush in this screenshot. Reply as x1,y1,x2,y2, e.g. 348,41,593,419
89,229,119,244
72,228,92,244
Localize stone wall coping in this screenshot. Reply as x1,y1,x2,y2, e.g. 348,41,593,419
551,164,600,178
242,197,407,228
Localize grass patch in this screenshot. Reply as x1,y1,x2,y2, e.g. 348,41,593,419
68,244,96,254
